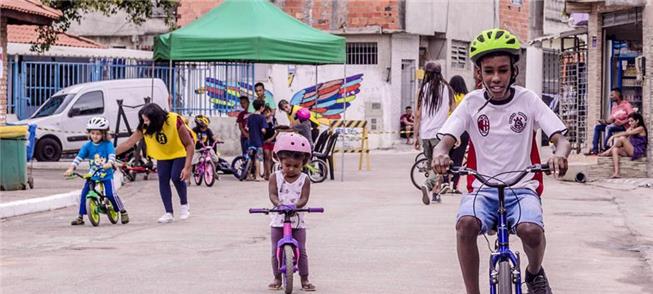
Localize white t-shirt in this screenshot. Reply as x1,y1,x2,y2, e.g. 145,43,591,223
438,86,567,195
270,170,308,228
419,83,451,139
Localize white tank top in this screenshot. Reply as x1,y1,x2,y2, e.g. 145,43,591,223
419,83,450,139
270,170,308,228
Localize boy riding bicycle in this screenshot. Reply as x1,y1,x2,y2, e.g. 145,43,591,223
65,117,129,226
430,29,570,294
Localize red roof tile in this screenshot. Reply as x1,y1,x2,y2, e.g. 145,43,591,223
8,25,105,49
0,0,62,20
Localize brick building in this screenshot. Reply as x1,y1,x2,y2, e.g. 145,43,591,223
566,0,652,176
177,0,497,148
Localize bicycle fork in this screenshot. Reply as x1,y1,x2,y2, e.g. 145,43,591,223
276,223,300,274
489,186,523,294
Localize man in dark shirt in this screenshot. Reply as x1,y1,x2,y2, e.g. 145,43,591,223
246,99,268,181
400,106,415,144
236,96,250,155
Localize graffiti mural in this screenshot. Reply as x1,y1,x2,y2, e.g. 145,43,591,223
199,73,363,122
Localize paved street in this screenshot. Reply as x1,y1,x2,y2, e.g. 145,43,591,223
1,152,652,294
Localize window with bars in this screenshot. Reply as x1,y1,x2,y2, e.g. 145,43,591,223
347,42,378,65
451,40,469,69
512,0,523,5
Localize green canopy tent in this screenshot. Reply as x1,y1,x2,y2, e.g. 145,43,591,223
153,0,345,64
153,0,349,181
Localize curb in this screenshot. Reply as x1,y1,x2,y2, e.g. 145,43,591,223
0,190,79,219
0,171,124,219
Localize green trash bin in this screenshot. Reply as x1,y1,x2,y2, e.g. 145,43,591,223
0,137,28,191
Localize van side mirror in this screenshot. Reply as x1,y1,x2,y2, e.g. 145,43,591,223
68,107,81,117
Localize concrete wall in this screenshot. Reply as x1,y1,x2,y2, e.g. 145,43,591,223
642,3,653,176
67,11,170,50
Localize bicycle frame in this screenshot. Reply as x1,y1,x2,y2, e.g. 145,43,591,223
450,164,549,294
489,183,522,294
249,207,324,279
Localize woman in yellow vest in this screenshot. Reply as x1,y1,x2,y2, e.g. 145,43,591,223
116,103,195,223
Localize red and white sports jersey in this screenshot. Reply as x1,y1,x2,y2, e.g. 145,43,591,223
438,86,567,195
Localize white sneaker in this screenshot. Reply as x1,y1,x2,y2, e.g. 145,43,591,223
157,213,174,223
179,204,190,220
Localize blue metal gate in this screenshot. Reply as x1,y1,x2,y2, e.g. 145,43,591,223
8,60,255,119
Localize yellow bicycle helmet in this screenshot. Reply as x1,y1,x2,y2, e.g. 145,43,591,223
194,115,210,127
469,28,521,64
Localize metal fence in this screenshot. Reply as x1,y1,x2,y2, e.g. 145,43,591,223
559,39,588,154
9,60,173,120
172,62,255,116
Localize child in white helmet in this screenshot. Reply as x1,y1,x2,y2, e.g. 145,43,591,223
65,116,129,225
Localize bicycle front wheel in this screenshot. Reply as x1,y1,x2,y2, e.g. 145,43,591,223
307,159,328,183
283,245,295,294
410,158,431,190
86,198,100,226
193,164,203,186
204,161,216,187
497,260,513,294
231,156,245,180
415,152,426,162
105,199,119,224
238,159,252,181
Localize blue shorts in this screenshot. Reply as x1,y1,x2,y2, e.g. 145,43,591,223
456,188,544,234
255,147,264,162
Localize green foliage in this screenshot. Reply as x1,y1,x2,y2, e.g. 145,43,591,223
32,0,178,52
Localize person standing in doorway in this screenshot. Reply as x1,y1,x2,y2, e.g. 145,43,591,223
585,88,633,155
116,103,194,223
413,61,453,205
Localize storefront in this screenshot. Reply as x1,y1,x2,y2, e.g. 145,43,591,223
602,8,644,113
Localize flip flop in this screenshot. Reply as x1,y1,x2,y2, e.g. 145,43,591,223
268,283,282,290
301,283,316,292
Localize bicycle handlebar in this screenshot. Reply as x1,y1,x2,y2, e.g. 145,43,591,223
448,164,550,188
249,207,325,214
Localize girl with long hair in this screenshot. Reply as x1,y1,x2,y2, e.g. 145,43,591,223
414,61,453,205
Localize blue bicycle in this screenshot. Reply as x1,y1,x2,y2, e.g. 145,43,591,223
449,164,550,294
231,146,259,181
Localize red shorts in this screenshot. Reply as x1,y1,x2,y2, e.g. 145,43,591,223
263,142,275,151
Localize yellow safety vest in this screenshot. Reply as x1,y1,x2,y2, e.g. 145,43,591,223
143,112,188,160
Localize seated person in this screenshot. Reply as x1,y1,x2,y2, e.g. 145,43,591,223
192,115,220,165
586,88,633,155
599,112,648,178
400,106,415,144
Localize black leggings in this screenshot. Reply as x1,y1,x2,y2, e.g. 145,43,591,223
157,157,188,213
449,132,469,188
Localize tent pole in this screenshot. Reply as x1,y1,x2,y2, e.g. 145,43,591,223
340,61,346,182
151,61,155,106
168,59,173,112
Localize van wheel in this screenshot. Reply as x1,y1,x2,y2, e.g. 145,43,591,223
36,137,62,161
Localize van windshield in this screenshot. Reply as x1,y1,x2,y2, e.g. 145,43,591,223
31,94,75,118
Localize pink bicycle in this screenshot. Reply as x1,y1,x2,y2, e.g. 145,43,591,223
249,206,324,294
192,141,221,187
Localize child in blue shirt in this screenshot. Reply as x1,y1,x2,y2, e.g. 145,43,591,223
65,117,129,225
247,99,268,181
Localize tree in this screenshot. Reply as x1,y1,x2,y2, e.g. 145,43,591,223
34,0,178,52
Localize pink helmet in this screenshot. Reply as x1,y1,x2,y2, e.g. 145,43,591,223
296,107,311,122
273,133,312,155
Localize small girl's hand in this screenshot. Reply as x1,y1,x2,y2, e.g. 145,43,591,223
64,168,74,177
102,163,113,170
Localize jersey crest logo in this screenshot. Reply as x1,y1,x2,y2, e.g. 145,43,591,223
509,112,528,133
477,115,490,137
156,132,168,144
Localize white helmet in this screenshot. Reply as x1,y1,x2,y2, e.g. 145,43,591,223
86,116,110,131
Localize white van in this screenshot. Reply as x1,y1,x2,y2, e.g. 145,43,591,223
18,79,170,161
